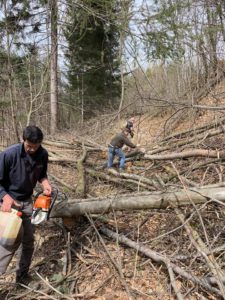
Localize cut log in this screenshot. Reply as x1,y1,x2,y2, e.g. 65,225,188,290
50,184,225,218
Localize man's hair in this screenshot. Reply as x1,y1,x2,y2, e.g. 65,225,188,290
22,126,44,144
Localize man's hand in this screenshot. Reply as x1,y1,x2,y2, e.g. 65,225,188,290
1,194,21,212
41,178,52,196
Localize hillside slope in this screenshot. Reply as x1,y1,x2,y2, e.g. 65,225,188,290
1,80,225,300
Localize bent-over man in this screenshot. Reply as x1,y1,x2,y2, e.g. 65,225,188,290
108,127,136,170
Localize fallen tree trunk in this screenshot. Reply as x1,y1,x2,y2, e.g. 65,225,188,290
107,168,160,188
144,149,225,160
43,138,104,150
86,168,155,191
50,184,225,218
160,117,225,144
43,140,78,149
148,127,224,155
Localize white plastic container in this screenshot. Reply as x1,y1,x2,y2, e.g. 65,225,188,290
0,209,22,247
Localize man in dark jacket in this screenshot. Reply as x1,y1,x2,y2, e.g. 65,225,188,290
0,126,52,285
108,127,136,170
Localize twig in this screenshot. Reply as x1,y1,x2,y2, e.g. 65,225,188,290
35,271,75,300
7,283,58,300
171,163,225,297
100,226,222,297
86,214,134,300
166,260,184,300
67,231,72,274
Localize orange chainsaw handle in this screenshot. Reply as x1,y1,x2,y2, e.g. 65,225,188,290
33,189,58,220
33,195,51,210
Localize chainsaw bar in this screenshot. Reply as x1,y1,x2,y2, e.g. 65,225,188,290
31,210,48,225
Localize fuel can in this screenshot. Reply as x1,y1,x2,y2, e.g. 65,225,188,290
0,209,22,247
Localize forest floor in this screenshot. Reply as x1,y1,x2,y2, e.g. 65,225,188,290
1,79,225,299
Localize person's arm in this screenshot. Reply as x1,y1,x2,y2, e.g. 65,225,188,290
38,150,52,196
0,152,20,212
40,178,52,196
0,152,8,201
123,136,136,148
1,194,21,212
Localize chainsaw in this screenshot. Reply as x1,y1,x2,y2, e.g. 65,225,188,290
31,189,58,225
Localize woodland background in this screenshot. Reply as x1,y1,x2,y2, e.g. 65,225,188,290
2,1,225,300
1,0,224,143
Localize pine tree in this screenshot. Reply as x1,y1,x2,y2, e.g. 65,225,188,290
64,0,121,120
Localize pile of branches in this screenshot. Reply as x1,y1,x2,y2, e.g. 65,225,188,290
2,119,225,299
41,118,225,299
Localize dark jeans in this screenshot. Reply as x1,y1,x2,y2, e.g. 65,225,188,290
0,200,34,277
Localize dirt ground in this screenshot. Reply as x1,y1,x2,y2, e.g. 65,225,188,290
1,83,225,299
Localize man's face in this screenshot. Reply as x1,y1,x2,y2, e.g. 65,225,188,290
24,140,41,155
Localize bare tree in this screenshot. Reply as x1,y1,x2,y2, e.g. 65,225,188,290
2,0,20,142
50,0,58,134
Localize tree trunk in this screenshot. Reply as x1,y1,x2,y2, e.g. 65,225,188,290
50,185,225,218
205,0,218,75
50,0,58,134
4,1,19,143
118,30,125,120
75,145,87,197
198,37,209,83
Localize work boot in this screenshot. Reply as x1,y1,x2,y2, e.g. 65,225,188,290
16,273,32,285
16,273,40,289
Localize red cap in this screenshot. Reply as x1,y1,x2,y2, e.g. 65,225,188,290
17,211,22,217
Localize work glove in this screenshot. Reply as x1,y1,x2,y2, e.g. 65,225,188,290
41,178,52,196
1,194,21,212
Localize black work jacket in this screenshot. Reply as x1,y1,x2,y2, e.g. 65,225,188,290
0,143,48,201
